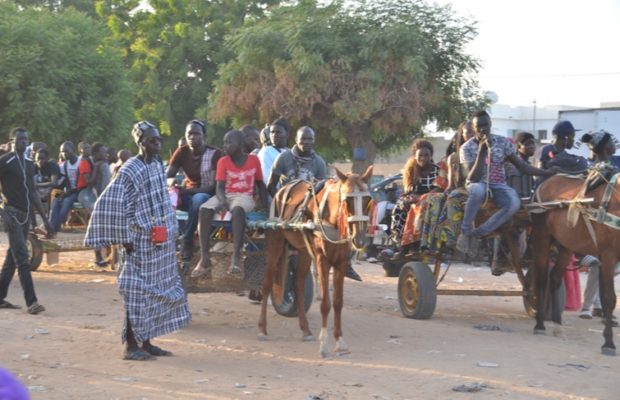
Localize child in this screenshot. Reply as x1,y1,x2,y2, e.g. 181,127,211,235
192,130,267,277
91,142,111,267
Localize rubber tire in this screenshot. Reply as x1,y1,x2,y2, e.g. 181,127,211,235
271,253,314,317
28,233,43,272
383,261,404,277
398,262,437,319
523,268,566,320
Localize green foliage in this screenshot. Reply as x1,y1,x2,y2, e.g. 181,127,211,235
209,0,485,164
97,0,280,145
0,2,133,149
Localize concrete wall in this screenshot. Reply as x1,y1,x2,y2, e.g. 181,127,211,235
559,107,620,158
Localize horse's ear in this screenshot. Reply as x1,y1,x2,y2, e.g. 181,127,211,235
361,165,373,184
335,167,348,182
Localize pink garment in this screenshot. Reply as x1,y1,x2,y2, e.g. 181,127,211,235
563,256,582,311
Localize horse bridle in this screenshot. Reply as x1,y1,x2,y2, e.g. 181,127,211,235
345,190,372,223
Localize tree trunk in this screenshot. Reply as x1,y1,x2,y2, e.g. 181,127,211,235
348,125,376,175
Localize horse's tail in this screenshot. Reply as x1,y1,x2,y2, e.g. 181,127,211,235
271,244,288,304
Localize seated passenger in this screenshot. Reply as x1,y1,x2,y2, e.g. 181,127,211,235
456,110,555,258
538,120,588,174
192,130,268,278
387,139,442,257
167,120,223,260
267,126,327,196
491,131,537,275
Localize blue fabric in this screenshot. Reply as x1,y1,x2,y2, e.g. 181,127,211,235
49,191,79,231
85,157,190,342
179,192,211,244
461,182,520,237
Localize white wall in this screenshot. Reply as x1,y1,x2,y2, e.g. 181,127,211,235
560,108,620,158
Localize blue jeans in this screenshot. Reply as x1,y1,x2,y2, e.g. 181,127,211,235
0,212,37,306
50,191,79,232
179,192,211,245
461,182,520,237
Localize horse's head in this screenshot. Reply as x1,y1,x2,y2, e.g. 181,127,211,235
335,165,374,249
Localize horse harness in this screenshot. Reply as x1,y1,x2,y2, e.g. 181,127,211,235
529,170,620,247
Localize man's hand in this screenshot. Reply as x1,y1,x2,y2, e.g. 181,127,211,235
215,200,229,213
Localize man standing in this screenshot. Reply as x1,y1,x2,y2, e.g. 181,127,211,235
167,120,223,260
456,110,554,257
257,117,290,183
0,128,54,314
85,121,191,361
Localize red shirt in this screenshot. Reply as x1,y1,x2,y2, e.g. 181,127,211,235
76,158,92,190
215,154,263,197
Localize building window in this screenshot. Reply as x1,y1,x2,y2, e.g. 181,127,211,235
537,129,547,141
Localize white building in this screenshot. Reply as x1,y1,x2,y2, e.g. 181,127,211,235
559,104,620,158
489,103,583,142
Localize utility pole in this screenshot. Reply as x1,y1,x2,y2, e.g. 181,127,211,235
532,99,537,138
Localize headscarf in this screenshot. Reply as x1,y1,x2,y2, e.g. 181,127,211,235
131,121,159,144
581,130,616,153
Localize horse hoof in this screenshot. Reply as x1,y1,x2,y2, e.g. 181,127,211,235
601,347,617,356
257,333,269,341
303,335,315,342
334,338,350,356
533,328,546,335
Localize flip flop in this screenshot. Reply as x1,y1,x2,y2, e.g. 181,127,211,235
228,265,242,275
144,345,173,356
123,349,154,361
190,265,212,279
27,303,45,315
0,300,21,309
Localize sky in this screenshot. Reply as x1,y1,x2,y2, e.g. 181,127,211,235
435,0,620,108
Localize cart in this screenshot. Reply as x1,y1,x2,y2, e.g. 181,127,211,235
380,208,565,320
179,210,315,317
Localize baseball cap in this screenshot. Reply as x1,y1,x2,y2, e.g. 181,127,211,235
552,120,580,138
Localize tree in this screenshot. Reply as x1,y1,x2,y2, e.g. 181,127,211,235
97,0,280,142
0,3,133,149
209,0,486,172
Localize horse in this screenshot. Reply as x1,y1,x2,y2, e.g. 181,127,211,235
258,166,373,357
530,173,620,355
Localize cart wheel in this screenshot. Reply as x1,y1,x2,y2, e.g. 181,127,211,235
271,253,314,317
522,268,566,320
398,262,436,319
28,233,43,271
383,261,403,277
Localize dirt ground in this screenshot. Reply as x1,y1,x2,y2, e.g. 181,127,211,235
1,235,620,400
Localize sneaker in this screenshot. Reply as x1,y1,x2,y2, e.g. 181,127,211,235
456,233,471,254
579,309,593,319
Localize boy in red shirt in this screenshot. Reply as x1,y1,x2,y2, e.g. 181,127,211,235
192,130,267,277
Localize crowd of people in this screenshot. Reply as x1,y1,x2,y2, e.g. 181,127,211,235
0,110,617,361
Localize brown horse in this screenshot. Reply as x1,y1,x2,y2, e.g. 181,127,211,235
258,166,373,357
530,174,619,355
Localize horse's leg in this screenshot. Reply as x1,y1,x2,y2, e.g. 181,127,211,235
531,213,551,334
316,250,332,358
599,251,617,356
332,253,350,355
258,231,286,339
549,245,571,335
295,249,314,341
